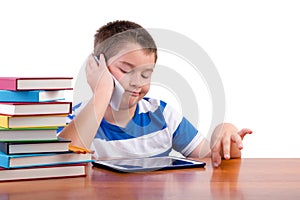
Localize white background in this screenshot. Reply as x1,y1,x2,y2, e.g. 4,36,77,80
1,0,300,158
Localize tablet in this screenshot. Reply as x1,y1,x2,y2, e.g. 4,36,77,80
92,156,206,172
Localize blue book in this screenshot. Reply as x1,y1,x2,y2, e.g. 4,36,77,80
0,151,92,168
0,90,65,102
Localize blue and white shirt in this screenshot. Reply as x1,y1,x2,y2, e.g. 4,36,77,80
70,97,203,159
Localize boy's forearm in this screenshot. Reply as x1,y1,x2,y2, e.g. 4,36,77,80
188,138,211,158
58,96,109,148
92,71,114,121
59,72,113,148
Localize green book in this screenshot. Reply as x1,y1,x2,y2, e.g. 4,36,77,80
0,127,58,142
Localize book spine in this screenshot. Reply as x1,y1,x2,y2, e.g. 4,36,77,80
0,153,9,168
0,115,9,128
0,142,9,154
0,79,17,91
0,90,38,102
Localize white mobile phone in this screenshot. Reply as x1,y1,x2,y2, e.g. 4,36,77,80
93,55,125,111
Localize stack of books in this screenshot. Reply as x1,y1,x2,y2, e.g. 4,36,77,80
0,77,92,181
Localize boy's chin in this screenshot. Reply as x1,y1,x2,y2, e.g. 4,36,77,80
115,95,144,110
118,101,139,110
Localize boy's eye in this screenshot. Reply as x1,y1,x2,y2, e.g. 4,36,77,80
141,74,149,79
120,68,130,73
141,71,152,79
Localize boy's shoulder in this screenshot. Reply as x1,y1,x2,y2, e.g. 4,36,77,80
139,97,183,123
138,97,167,113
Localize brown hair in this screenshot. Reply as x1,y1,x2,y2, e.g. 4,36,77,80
94,20,157,62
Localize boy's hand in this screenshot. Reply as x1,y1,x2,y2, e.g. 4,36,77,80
210,123,252,168
86,54,111,93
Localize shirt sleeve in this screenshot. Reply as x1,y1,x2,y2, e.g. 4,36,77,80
172,117,203,156
161,101,203,157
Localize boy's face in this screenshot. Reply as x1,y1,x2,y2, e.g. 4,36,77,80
107,46,156,110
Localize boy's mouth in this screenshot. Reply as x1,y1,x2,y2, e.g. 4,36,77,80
126,90,140,97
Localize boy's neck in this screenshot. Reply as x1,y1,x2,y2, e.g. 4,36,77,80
104,105,136,128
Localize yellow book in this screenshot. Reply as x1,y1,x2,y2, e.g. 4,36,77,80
0,115,67,128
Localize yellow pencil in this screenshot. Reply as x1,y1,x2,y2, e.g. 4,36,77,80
68,144,94,154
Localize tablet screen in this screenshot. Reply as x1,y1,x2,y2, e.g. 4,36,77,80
92,156,206,172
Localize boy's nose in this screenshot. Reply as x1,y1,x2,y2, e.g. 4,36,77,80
129,77,142,87
129,73,149,87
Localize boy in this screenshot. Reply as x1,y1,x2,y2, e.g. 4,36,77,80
59,20,252,167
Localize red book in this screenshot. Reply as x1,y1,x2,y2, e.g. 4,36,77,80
0,77,73,91
0,102,72,116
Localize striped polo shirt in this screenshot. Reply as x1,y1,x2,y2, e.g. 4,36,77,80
70,97,203,159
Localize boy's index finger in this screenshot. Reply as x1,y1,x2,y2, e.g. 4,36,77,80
94,54,108,69
99,54,107,67
238,128,253,139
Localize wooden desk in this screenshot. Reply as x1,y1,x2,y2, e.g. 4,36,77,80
1,158,300,199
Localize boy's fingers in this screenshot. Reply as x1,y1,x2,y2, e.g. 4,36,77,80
89,54,98,66
238,128,253,139
211,140,222,167
99,54,107,68
231,133,243,150
221,136,231,160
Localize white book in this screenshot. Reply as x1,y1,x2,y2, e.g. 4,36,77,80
0,164,87,181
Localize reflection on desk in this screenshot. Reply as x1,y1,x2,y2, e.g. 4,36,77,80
0,158,300,199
